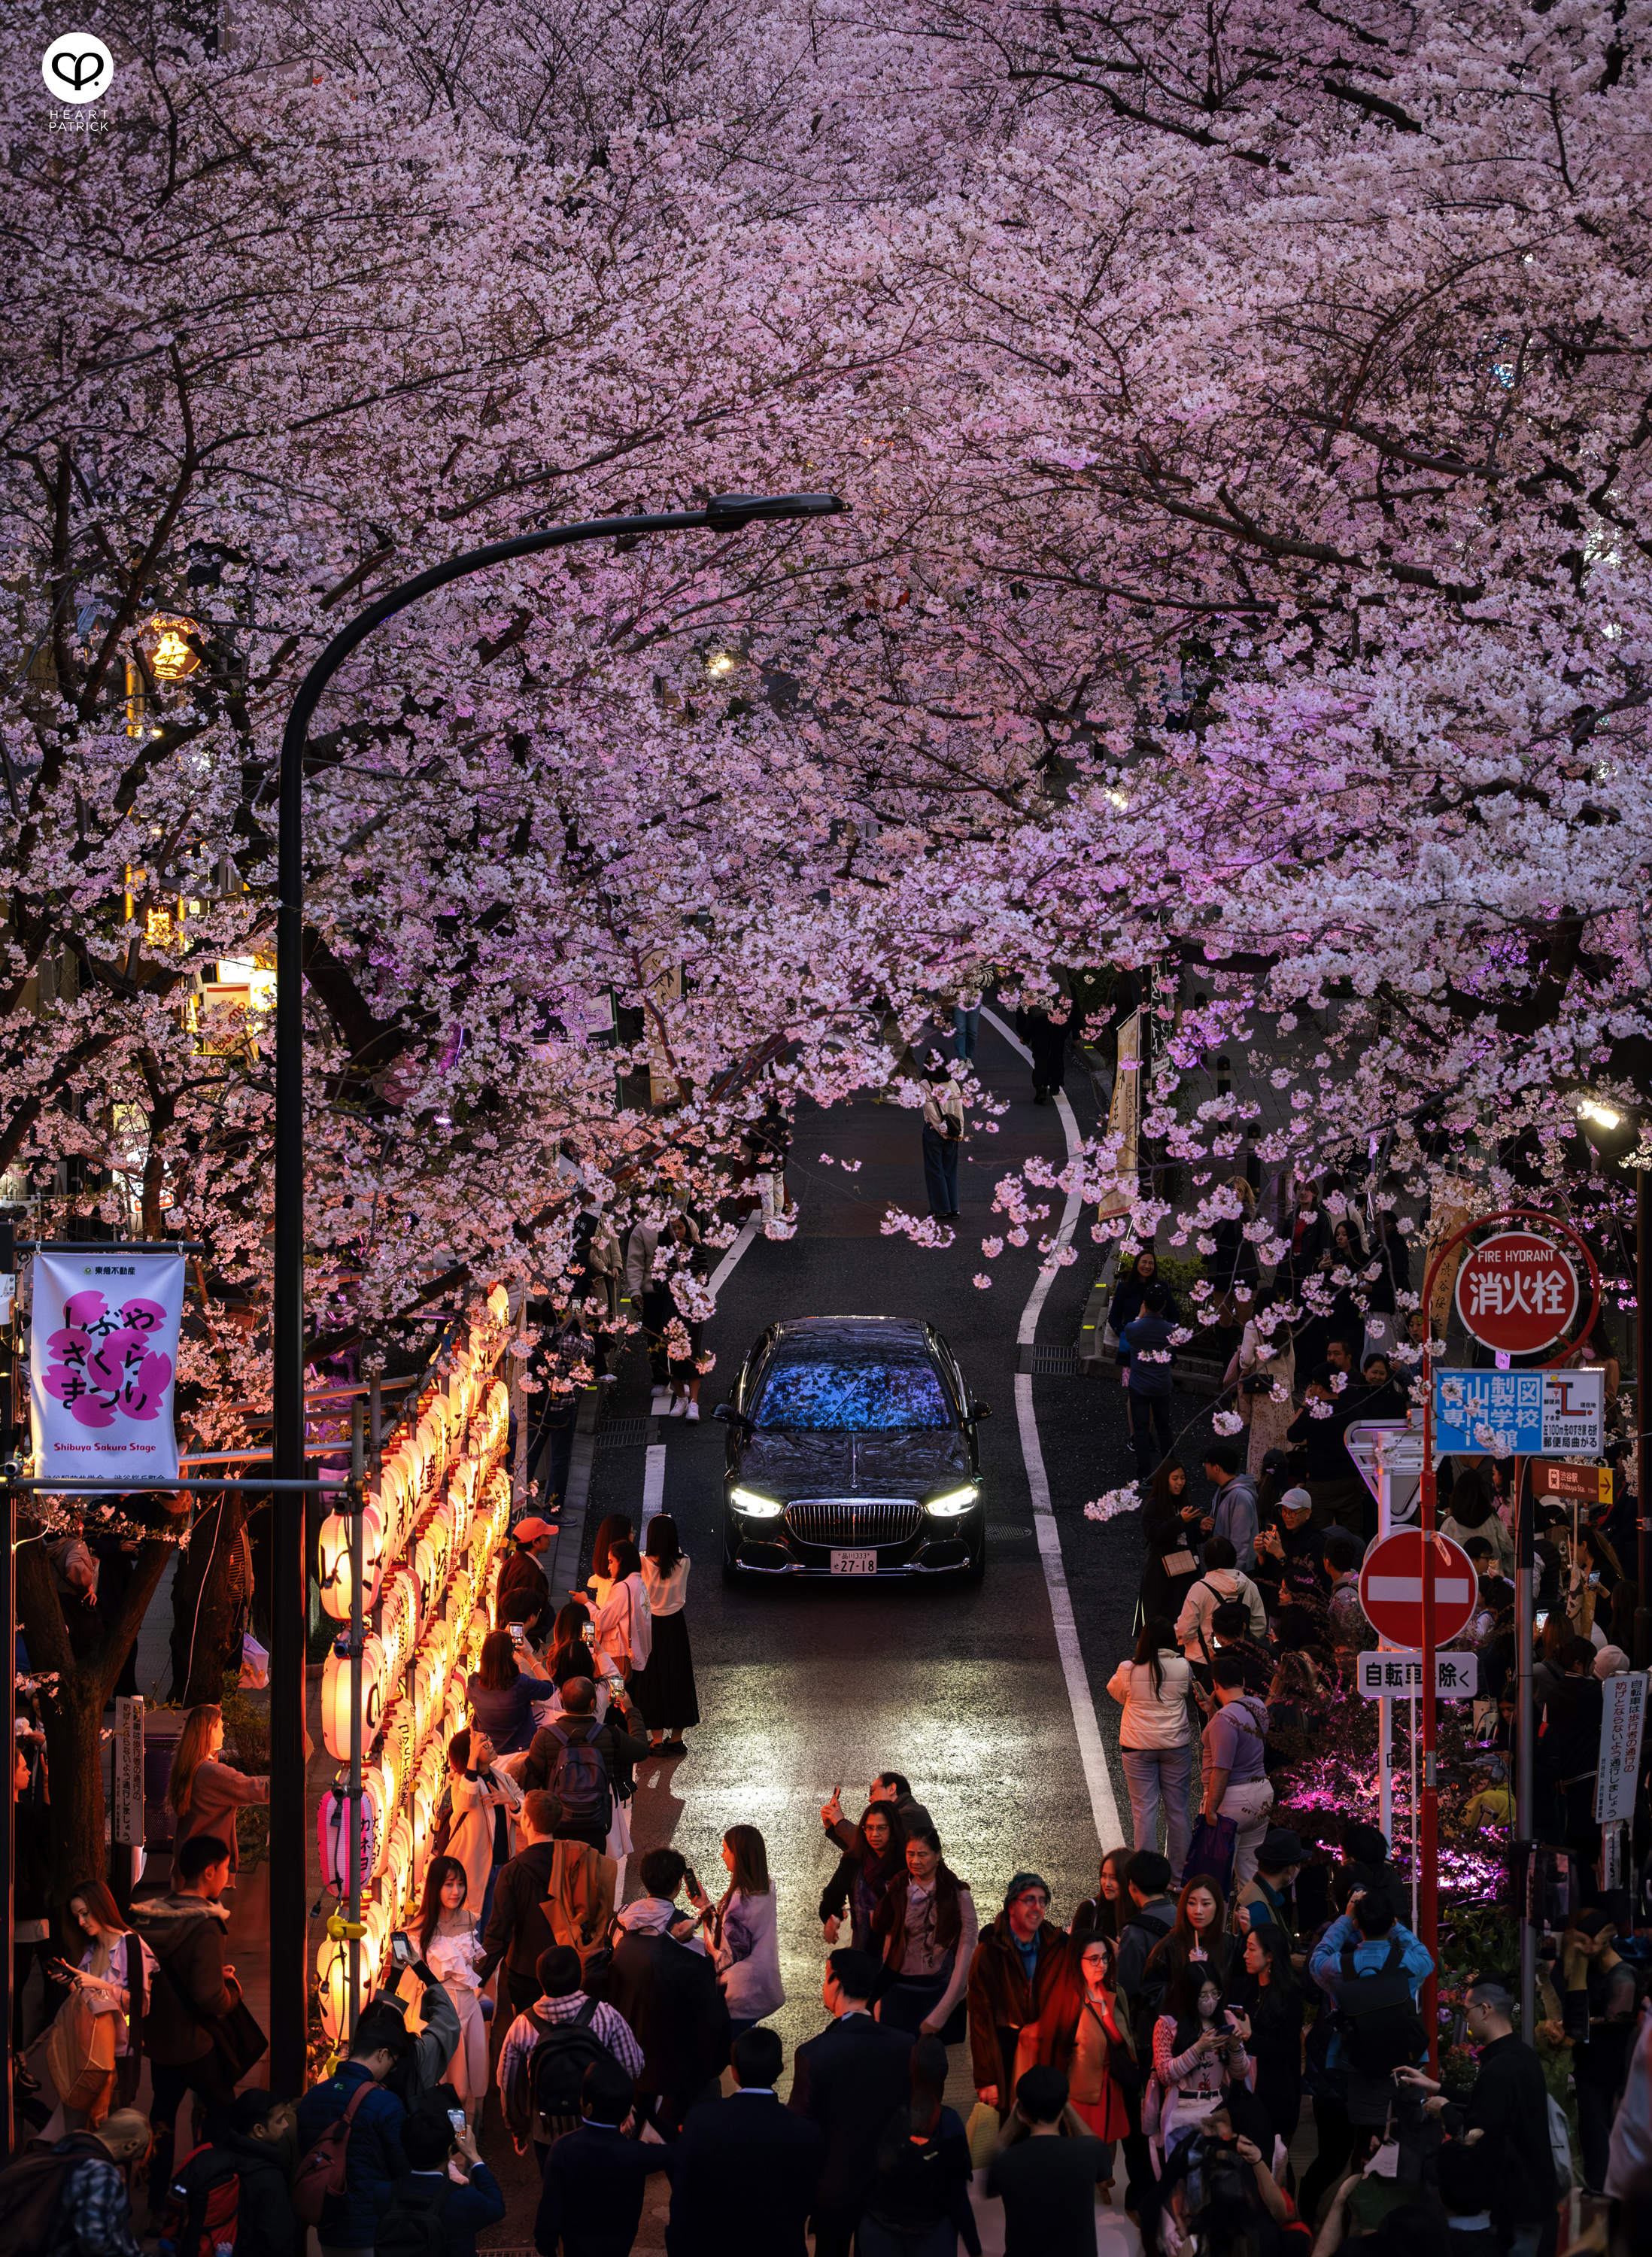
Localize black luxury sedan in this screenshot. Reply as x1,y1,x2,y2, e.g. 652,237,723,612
715,1315,988,1584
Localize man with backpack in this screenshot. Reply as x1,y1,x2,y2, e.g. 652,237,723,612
1308,1884,1434,2164
373,2108,503,2257
519,1678,647,1855
500,1945,645,2170
1198,1652,1275,1887
535,2058,672,2257
293,2013,411,2256
158,2087,302,2257
0,2104,150,2257
478,1789,569,2018
1112,1852,1177,2222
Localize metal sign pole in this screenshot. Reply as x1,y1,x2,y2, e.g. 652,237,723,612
348,1404,364,2039
1516,1458,1536,2043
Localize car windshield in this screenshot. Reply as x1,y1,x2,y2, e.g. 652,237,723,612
755,1347,952,1431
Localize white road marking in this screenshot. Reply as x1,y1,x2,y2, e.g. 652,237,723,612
642,1443,667,1525
707,1217,759,1299
982,1006,1124,1853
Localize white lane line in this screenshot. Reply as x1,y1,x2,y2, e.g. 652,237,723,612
642,1443,667,1525
981,1005,1122,1853
708,1217,759,1299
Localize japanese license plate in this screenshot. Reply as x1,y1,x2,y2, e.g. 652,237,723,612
830,1550,878,1576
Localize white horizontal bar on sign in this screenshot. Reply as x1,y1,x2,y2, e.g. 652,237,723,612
1365,1575,1473,1603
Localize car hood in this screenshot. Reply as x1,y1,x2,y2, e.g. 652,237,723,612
736,1427,969,1499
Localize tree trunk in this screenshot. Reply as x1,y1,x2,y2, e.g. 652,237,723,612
16,1499,191,1912
169,1489,250,1706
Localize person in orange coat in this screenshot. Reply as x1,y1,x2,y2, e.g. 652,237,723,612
1015,1930,1134,2193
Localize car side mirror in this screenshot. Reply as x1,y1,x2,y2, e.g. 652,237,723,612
712,1403,733,1424
970,1402,991,1421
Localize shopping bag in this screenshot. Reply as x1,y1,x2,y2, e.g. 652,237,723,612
238,1631,269,1689
964,2100,1000,2170
1183,1812,1238,1898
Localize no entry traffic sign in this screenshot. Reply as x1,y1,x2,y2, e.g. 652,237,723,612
1358,1529,1477,1648
1454,1231,1579,1355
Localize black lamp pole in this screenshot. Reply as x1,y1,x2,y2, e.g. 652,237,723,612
269,492,845,2088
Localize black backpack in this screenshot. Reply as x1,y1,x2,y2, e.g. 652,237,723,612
508,1997,613,2143
375,2174,451,2257
544,1717,612,1836
1125,1912,1177,2064
1332,1940,1429,2075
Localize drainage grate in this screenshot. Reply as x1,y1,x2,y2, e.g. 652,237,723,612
1022,1345,1081,1375
594,1417,653,1451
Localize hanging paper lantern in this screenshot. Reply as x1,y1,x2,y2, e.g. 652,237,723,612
322,1633,387,1762
463,1606,487,1677
316,1930,376,2043
381,1694,416,1801
316,1779,383,1897
316,1502,386,1624
444,1669,466,1748
380,1566,419,1684
384,1811,415,1919
448,1459,475,1554
363,1894,393,1982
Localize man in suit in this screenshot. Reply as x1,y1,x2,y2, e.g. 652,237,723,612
667,2028,826,2257
788,1949,914,2257
534,2058,670,2257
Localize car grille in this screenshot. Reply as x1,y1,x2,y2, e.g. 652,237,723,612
783,1499,922,1548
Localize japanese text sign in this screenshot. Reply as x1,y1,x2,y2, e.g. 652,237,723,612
1595,1670,1647,1826
1454,1232,1580,1354
1433,1368,1603,1459
29,1247,185,1481
1356,1651,1478,1700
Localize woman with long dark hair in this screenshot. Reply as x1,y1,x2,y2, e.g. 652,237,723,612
1225,1920,1303,2151
591,1536,651,1683
870,1828,979,2039
858,2035,981,2257
166,1702,268,1885
466,1628,537,1753
65,1878,154,2114
1107,1249,1180,1378
1147,1949,1251,2161
1107,1615,1194,1879
1070,1846,1134,1941
1142,1457,1204,1624
821,1803,904,1953
632,1513,698,1749
411,1851,487,2124
585,1512,634,1610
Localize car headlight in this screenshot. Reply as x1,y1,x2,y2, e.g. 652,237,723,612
730,1487,784,1520
926,1483,980,1518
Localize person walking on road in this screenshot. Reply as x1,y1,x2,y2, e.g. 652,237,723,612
633,1513,698,1751
665,2027,827,2257
820,1802,903,1953
869,1828,978,2040
1198,1655,1274,1888
499,1946,644,2171
1200,1445,1259,1574
789,1948,916,2257
1107,1617,1195,1880
858,2034,982,2257
685,1824,785,2040
1015,996,1070,1107
967,1872,1068,2116
742,1095,794,1235
1119,1286,1178,1484
1140,1460,1204,1628
1174,1537,1266,1664
921,1061,964,1221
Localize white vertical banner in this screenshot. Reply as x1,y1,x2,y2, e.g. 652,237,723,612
29,1247,186,1481
113,1694,144,1844
1595,1670,1647,1826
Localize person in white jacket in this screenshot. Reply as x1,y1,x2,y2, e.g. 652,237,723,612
1107,1616,1195,1880
1174,1536,1267,1660
687,1823,784,2037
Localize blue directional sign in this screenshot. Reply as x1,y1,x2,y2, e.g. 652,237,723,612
1433,1368,1543,1456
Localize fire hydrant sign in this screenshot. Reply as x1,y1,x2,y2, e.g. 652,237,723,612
1595,1671,1647,1827
1453,1232,1579,1354
28,1247,186,1481
1433,1368,1604,1459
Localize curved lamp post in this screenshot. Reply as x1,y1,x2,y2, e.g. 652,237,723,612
269,493,845,2085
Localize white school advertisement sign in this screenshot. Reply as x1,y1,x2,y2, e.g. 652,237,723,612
29,1247,186,1481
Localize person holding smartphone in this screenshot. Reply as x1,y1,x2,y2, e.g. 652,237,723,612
373,2104,504,2257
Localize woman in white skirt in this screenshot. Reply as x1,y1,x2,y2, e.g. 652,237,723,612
633,1514,699,1753
688,1824,783,2039
411,1853,488,2125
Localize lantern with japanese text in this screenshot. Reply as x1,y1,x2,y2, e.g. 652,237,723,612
363,1894,393,1981
384,1812,414,1919
322,1633,386,1761
316,1931,374,2043
380,1566,419,1682
316,1501,386,1623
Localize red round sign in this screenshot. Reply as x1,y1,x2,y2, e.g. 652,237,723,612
1453,1230,1579,1355
1358,1529,1477,1648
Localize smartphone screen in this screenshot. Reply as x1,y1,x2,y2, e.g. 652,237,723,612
448,2107,466,2135
682,1867,698,1898
391,1929,412,1967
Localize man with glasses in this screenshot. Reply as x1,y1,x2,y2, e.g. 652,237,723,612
967,1872,1068,2114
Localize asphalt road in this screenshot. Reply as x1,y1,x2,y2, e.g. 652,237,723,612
476,1013,1218,2250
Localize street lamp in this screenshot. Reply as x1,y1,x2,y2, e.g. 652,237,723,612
1573,1095,1650,1670
268,491,846,2088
